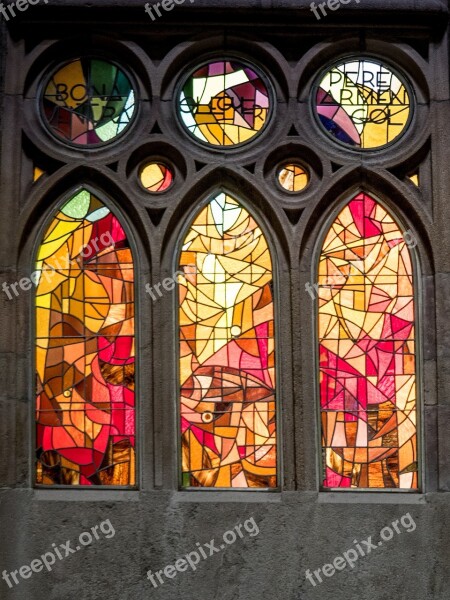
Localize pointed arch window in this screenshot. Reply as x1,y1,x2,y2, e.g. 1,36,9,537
178,192,277,489
35,188,136,486
318,192,418,490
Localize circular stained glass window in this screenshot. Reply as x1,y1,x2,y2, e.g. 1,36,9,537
178,59,272,147
314,58,412,150
41,58,136,147
277,163,309,193
140,162,174,193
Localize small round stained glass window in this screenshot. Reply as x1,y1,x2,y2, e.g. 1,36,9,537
42,58,136,147
140,162,174,193
314,58,412,150
277,163,309,193
178,60,271,147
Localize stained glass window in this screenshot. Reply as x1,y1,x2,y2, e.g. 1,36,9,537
42,58,136,147
314,58,411,149
179,192,277,488
140,162,174,193
319,192,418,489
178,60,271,147
277,163,309,193
35,188,136,486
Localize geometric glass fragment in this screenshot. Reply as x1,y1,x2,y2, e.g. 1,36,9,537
408,173,419,187
33,166,45,182
140,162,174,193
178,60,271,147
42,58,136,147
179,192,277,487
319,192,418,489
277,163,309,193
35,188,136,485
314,59,411,149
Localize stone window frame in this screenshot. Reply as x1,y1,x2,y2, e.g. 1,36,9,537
0,0,446,500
